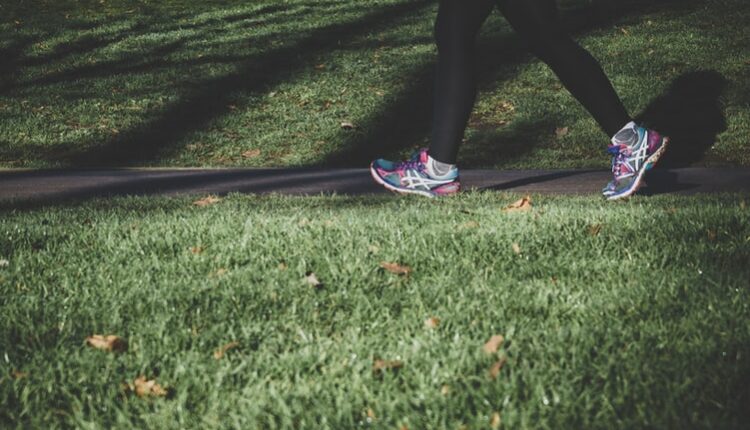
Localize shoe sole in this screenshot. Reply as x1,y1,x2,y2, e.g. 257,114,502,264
607,137,670,201
369,163,455,198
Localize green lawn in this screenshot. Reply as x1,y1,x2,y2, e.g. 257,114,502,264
1,0,749,169
1,193,749,428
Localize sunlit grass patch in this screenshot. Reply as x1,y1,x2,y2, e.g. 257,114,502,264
1,192,749,428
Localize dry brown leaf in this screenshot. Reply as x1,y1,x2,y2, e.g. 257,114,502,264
664,207,678,214
490,411,502,429
241,149,261,159
12,370,28,380
372,359,404,376
588,224,603,236
193,195,221,207
190,246,203,255
340,121,356,130
305,271,323,288
132,376,168,398
366,408,376,420
214,268,228,277
314,63,326,70
555,127,569,139
512,243,521,255
278,261,288,270
461,221,480,229
380,262,412,276
213,341,239,360
440,384,451,396
368,244,380,254
502,196,532,213
483,334,505,355
86,335,128,353
489,357,507,380
707,229,717,242
424,317,440,329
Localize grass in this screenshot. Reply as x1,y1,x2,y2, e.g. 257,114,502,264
0,0,749,169
1,192,749,428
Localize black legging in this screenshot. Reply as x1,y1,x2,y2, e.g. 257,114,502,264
430,0,632,164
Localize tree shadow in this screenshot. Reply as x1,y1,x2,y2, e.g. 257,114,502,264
636,70,728,168
14,1,432,167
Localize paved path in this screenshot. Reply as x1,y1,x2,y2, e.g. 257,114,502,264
1,168,748,205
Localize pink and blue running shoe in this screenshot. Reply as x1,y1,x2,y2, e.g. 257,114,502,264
370,148,460,198
603,126,669,201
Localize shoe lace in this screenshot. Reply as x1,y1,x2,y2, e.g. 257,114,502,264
396,159,426,172
608,145,630,180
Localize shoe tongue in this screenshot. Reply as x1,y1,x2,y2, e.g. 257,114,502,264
420,149,429,164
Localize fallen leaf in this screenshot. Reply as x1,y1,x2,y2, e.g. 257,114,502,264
368,244,380,254
483,334,505,355
340,121,356,130
278,261,288,270
131,376,168,398
241,149,261,159
739,200,746,210
498,100,515,113
707,229,717,242
620,27,630,35
489,357,507,379
305,271,323,288
189,246,203,255
366,408,376,420
314,64,326,70
441,384,451,396
372,359,403,376
588,224,603,236
214,268,228,277
502,196,532,213
86,335,128,353
512,243,521,255
490,411,502,429
461,221,480,229
424,317,440,329
193,195,221,207
664,207,678,214
555,127,569,138
380,262,412,276
213,341,239,360
12,370,28,380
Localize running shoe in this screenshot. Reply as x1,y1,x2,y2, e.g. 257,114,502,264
370,148,460,198
604,126,669,201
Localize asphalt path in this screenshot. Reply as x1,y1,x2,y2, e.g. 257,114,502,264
1,167,748,206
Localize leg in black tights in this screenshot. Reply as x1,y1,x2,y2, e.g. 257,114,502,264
429,0,632,165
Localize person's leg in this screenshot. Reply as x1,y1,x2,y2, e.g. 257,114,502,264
429,0,495,165
369,0,494,197
498,0,668,200
497,0,631,136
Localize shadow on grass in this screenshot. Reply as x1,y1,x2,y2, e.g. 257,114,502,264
637,70,728,168
23,1,433,167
